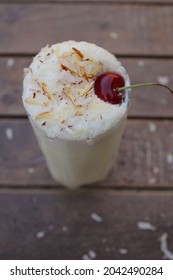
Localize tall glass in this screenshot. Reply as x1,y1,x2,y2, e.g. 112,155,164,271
30,86,131,189
23,41,131,189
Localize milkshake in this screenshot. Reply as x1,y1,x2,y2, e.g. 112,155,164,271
22,41,130,189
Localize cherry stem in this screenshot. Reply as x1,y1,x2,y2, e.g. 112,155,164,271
117,83,173,95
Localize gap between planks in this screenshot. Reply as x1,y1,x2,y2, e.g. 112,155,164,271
1,185,173,192
1,1,173,6
1,115,173,121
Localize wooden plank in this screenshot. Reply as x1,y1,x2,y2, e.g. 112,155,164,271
1,57,173,118
0,189,172,259
0,57,26,116
0,119,173,187
0,4,173,55
1,0,173,3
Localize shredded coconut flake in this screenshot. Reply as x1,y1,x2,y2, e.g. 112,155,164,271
6,58,15,67
109,32,119,39
157,76,169,85
159,233,173,260
137,60,145,67
5,128,13,140
153,166,159,174
82,254,91,260
137,221,156,231
91,212,103,223
28,167,35,174
166,153,173,164
36,231,45,239
62,226,68,232
119,248,128,255
148,177,157,184
88,250,96,259
148,122,157,133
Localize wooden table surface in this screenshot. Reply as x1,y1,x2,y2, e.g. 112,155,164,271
1,0,173,260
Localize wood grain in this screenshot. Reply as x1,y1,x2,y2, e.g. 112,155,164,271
0,189,172,260
1,0,173,3
0,4,173,55
1,119,173,187
1,57,173,118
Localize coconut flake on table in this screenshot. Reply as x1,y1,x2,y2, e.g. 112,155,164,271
36,231,46,239
62,226,68,232
5,128,13,140
137,221,156,231
157,76,169,85
153,166,159,174
109,31,119,39
119,248,128,255
88,250,96,259
166,153,173,164
148,122,157,133
148,177,157,185
6,58,15,67
159,233,173,260
82,254,91,260
137,60,145,67
28,167,35,174
91,212,103,223
82,250,96,260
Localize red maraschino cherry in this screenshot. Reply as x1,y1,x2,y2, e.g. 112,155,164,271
94,72,173,105
94,72,125,104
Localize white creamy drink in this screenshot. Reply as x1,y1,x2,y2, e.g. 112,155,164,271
22,41,130,189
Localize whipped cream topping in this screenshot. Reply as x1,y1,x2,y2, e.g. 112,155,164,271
22,41,130,140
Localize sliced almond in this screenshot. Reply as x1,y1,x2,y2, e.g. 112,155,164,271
60,62,78,75
69,93,76,105
61,64,70,72
55,44,61,57
59,49,102,82
86,62,103,78
42,83,48,94
63,87,76,106
82,72,89,81
79,65,85,76
35,111,60,121
75,110,83,116
25,97,46,106
79,81,94,97
60,54,83,77
41,83,56,102
72,47,84,60
63,86,70,95
61,52,72,59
